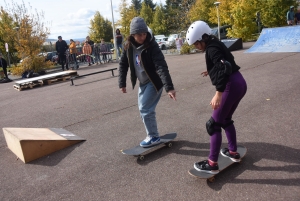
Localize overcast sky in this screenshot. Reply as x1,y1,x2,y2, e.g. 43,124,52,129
0,0,165,40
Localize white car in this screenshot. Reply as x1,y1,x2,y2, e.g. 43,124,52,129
155,37,169,50
166,34,178,47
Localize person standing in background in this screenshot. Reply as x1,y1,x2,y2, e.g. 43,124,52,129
82,40,92,66
287,6,295,26
56,36,69,71
115,29,123,59
86,36,95,64
69,39,79,69
100,39,109,63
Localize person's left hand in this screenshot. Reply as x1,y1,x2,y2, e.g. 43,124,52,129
168,90,176,101
210,92,222,110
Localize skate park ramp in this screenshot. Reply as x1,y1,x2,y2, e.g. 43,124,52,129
3,128,85,163
246,26,300,53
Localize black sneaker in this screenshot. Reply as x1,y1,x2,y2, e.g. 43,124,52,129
194,160,219,174
221,148,241,162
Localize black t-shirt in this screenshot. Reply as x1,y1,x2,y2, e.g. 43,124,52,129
116,34,123,45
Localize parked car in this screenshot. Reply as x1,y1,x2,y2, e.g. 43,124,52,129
166,34,178,47
155,37,169,50
211,25,231,39
45,51,57,62
154,35,166,39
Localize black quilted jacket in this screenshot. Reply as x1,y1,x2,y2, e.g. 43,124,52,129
118,35,174,93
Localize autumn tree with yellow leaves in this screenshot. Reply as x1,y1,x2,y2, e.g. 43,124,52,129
0,1,51,75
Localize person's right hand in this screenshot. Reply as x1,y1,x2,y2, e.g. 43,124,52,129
201,71,208,77
120,87,127,93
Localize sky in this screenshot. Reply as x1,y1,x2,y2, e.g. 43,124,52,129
1,0,165,40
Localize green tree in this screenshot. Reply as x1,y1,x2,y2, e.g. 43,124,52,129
131,0,142,13
140,2,154,26
144,0,156,11
165,0,195,34
150,4,168,35
118,0,138,37
89,11,113,42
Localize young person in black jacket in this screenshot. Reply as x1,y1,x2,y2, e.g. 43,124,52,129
186,21,247,174
55,36,69,71
119,17,176,147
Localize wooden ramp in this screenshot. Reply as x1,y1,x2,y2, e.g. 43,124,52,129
13,70,78,91
3,127,85,163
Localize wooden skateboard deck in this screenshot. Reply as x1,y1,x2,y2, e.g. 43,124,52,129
121,133,177,160
188,145,247,182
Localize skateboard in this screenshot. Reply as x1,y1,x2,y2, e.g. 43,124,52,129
121,133,177,160
188,145,247,182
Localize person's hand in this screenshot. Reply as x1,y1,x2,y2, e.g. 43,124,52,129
168,90,176,101
210,92,222,110
120,87,127,93
201,71,208,77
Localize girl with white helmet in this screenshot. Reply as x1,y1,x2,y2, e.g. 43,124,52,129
186,21,247,174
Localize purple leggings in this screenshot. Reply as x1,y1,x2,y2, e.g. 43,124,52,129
209,71,247,162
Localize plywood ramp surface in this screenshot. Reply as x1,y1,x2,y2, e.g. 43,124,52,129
3,128,85,163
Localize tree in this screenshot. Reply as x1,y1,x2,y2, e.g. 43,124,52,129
188,0,214,24
1,0,51,75
131,0,142,13
165,0,195,34
150,4,168,35
140,2,154,26
260,0,297,28
144,0,156,11
225,0,258,41
0,7,18,64
118,0,138,37
89,11,113,42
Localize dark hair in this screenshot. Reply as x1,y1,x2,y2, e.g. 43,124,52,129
116,29,120,33
124,32,152,50
202,33,219,44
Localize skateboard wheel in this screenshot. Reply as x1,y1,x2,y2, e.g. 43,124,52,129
139,155,144,160
167,143,172,148
208,177,215,183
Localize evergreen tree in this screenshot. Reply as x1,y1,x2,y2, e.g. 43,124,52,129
150,4,168,35
144,0,156,11
140,2,154,26
131,0,142,13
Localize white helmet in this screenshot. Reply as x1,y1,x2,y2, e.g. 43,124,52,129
147,26,153,36
186,21,211,45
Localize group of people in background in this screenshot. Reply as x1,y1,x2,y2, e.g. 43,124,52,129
287,6,300,25
55,29,124,71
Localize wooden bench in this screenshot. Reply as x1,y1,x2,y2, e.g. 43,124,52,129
70,68,117,86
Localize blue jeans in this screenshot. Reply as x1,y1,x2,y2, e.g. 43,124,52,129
138,82,163,138
117,43,123,58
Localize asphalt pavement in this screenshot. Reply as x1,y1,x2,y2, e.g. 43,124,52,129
0,42,299,201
